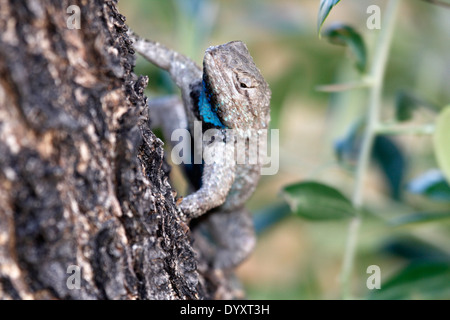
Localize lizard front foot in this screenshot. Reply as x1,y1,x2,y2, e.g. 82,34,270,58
178,195,203,221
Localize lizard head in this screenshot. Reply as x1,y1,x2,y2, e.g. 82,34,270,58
201,41,271,130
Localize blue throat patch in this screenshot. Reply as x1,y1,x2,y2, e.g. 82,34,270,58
198,80,227,128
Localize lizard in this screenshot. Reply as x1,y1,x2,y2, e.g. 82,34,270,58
129,31,271,269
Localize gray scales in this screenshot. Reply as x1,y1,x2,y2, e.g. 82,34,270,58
130,31,271,269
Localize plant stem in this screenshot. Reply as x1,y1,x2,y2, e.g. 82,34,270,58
340,0,401,299
376,123,435,136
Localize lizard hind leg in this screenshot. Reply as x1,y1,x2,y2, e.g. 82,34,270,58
207,207,256,270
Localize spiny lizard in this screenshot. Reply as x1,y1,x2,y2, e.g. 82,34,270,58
129,31,271,269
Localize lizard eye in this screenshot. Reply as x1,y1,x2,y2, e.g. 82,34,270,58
237,75,254,89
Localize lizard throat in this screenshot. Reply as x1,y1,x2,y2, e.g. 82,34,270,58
198,80,227,129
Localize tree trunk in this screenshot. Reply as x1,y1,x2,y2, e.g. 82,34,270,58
0,0,222,300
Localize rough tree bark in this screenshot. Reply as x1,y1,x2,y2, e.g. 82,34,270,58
0,0,227,300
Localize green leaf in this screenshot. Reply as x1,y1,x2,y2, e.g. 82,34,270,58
369,262,450,300
421,0,450,9
318,0,342,34
381,235,450,262
335,121,406,200
433,106,450,184
253,202,291,235
282,181,356,220
407,169,450,202
372,136,406,201
395,90,440,122
323,24,367,72
389,212,450,227
395,91,419,122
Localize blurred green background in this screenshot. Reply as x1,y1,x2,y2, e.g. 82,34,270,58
119,0,450,299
